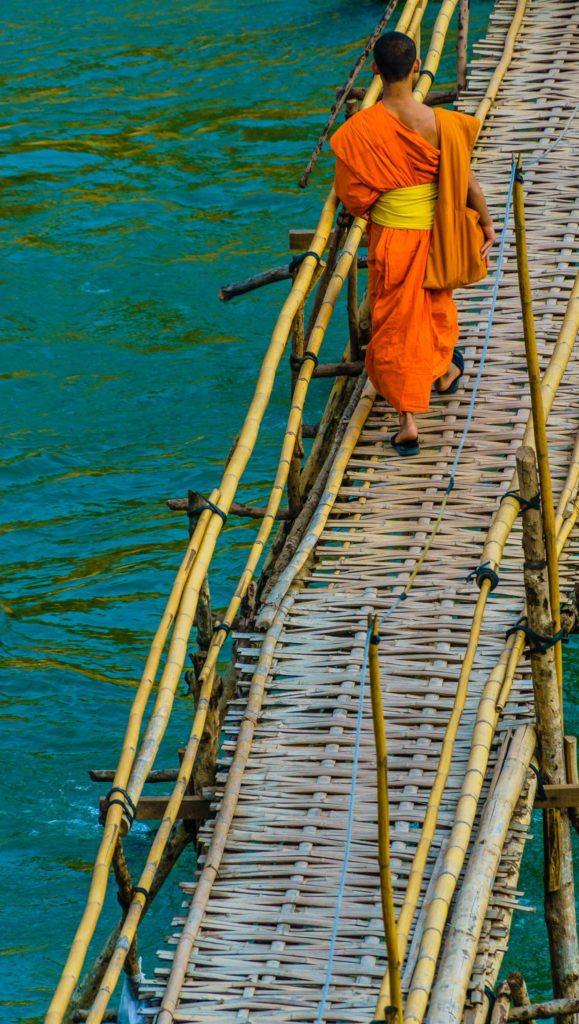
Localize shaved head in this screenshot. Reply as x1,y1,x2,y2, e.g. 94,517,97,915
373,32,417,83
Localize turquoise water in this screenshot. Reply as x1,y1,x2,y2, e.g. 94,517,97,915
1,2,576,1020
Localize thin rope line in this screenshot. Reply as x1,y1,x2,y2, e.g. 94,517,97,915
316,622,373,1024
378,158,518,627
523,102,578,168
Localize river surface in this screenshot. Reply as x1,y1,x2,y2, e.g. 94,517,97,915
1,2,577,1020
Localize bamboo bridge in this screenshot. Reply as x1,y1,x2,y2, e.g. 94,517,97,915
46,1,579,1022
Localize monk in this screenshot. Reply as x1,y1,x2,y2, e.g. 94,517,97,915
330,32,495,455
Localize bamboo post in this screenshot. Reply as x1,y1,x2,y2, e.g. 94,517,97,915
369,615,403,1024
111,841,139,978
513,157,564,707
491,982,512,1024
457,0,469,92
508,972,531,1010
516,447,579,1018
288,279,305,519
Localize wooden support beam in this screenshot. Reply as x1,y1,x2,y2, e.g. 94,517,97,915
166,498,292,521
535,783,579,810
509,997,579,1021
90,769,178,784
312,360,364,379
491,982,513,1024
99,796,211,822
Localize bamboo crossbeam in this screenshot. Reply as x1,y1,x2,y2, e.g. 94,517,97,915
509,996,579,1022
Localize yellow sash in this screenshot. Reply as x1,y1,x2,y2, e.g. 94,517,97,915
370,182,438,230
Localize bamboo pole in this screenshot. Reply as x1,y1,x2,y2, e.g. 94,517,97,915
45,493,217,1024
516,447,579,1018
413,0,460,102
513,155,564,706
457,0,469,92
63,822,193,1024
475,0,529,126
481,271,579,586
369,614,403,1024
426,726,537,1024
288,280,306,520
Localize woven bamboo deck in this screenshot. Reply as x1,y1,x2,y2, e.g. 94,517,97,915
144,1,579,1020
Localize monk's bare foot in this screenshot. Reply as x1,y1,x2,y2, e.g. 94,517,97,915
394,412,418,444
434,363,461,393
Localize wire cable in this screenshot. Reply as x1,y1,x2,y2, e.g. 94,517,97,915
315,622,373,1024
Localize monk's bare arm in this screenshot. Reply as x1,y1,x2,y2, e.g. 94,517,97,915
467,170,496,263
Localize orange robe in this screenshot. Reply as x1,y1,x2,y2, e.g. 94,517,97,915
331,103,459,413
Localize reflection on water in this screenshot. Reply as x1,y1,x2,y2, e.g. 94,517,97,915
1,0,571,1018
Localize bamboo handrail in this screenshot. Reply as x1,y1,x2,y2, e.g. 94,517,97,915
513,155,563,705
404,442,579,1024
44,496,218,1024
369,615,404,1024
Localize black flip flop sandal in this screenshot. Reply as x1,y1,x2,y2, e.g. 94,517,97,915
390,433,420,457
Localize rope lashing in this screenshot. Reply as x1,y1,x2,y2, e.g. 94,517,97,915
316,622,372,1024
484,985,497,1019
187,494,228,527
213,621,231,638
421,68,435,82
529,763,548,802
288,250,322,274
503,489,541,512
289,351,319,371
101,787,137,829
466,560,500,592
505,617,568,655
132,886,150,902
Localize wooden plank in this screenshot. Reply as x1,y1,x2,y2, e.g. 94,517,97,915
98,795,211,822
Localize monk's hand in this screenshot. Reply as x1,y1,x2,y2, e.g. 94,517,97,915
481,222,496,266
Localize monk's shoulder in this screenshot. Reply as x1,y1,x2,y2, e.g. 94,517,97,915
330,104,383,157
437,107,480,147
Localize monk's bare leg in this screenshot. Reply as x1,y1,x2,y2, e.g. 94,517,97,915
434,362,461,392
394,411,418,444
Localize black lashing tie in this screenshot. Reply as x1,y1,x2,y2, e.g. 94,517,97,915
289,351,319,371
504,489,541,512
466,560,500,592
506,616,568,655
288,250,322,273
101,786,137,828
188,495,227,526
